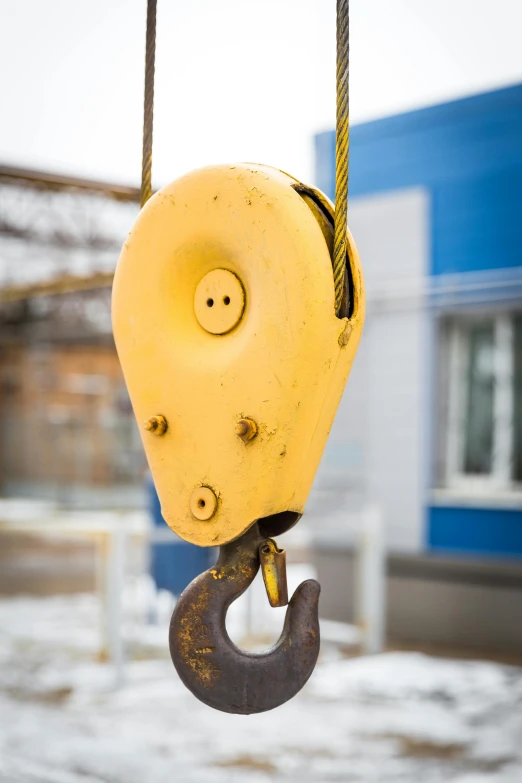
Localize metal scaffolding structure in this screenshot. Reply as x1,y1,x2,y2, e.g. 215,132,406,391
0,163,140,303
0,164,146,504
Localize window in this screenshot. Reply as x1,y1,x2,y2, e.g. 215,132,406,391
446,313,522,492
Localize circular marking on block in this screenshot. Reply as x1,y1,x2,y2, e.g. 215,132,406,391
190,486,218,521
194,269,245,335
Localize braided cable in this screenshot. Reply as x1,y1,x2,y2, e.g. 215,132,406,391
333,0,350,315
140,0,157,208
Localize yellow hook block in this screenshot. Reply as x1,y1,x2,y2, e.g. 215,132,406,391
112,164,365,547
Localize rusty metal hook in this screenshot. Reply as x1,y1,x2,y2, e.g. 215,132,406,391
169,523,321,714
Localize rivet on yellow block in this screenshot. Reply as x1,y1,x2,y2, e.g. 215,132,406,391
144,415,168,435
235,418,258,443
190,486,218,521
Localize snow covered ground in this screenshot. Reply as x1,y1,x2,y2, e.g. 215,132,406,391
1,588,521,783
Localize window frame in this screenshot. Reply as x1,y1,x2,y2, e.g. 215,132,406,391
445,311,520,495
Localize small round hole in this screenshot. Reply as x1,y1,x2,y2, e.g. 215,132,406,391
223,296,231,306
198,499,206,508
206,298,214,308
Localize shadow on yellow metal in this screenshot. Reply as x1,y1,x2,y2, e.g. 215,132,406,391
112,164,364,547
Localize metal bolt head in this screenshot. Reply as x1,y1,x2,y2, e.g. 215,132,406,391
144,414,168,435
235,418,258,443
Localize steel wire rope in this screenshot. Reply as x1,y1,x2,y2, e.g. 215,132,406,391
138,0,349,314
141,0,157,208
333,0,350,315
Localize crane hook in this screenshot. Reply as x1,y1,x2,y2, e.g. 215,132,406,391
169,523,321,714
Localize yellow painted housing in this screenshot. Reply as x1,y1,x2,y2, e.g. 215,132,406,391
112,164,365,546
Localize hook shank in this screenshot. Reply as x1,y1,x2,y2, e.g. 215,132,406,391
169,524,320,714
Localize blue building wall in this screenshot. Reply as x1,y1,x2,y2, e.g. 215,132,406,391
315,84,522,557
315,83,522,276
429,506,522,558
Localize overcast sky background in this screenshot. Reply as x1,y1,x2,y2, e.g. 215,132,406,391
1,0,522,187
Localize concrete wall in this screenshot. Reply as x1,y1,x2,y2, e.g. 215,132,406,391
306,189,429,553
314,543,522,655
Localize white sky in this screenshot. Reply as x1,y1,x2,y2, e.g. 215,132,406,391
1,0,522,187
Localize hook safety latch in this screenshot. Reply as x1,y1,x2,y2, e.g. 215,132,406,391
259,538,288,608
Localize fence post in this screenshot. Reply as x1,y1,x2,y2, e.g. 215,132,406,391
356,505,386,654
97,527,126,686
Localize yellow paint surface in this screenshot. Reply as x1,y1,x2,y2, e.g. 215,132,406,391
112,164,365,546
